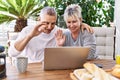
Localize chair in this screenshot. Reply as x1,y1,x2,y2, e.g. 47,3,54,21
93,27,116,60
7,31,19,46
7,31,19,64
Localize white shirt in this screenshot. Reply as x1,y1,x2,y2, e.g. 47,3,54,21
8,25,60,63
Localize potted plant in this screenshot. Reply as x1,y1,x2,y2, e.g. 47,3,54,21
0,0,44,32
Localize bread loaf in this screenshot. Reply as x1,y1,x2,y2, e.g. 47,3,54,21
113,64,120,69
73,63,119,80
74,69,93,80
84,63,118,80
80,72,93,80
112,65,120,78
83,62,95,74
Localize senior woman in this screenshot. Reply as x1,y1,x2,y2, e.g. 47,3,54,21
55,4,97,59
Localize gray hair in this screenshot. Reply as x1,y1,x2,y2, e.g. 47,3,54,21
64,4,82,21
39,6,57,18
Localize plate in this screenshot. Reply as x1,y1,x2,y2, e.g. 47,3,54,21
73,69,93,80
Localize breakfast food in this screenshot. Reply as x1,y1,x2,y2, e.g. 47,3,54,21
74,69,93,80
113,64,120,69
111,64,120,78
80,72,93,80
84,63,115,80
73,63,119,80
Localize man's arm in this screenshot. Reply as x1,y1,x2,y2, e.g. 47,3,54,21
14,35,33,51
81,23,94,33
14,22,47,51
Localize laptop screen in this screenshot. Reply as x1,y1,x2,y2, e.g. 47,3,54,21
44,47,90,70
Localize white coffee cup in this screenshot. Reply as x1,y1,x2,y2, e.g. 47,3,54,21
14,57,28,73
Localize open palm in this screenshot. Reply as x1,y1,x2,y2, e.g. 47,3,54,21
55,30,66,46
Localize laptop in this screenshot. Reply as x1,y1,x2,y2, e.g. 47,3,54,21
43,47,90,70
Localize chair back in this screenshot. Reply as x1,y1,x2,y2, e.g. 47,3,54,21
7,31,19,46
93,27,115,59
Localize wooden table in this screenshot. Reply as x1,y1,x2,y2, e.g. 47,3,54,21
3,59,116,80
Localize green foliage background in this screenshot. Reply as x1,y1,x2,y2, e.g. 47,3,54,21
0,0,115,31
44,0,114,27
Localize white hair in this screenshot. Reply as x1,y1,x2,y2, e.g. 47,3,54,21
64,4,82,21
39,6,57,18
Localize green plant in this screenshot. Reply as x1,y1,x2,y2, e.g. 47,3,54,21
0,0,114,30
79,0,114,27
0,0,44,32
45,0,115,27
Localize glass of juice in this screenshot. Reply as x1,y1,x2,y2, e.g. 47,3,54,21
116,55,120,64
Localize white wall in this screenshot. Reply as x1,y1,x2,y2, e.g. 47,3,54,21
115,0,120,55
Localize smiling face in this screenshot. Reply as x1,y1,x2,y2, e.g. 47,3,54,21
64,4,82,34
66,16,82,33
38,6,57,34
38,14,57,34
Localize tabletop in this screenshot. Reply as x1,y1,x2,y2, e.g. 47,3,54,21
3,59,116,80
